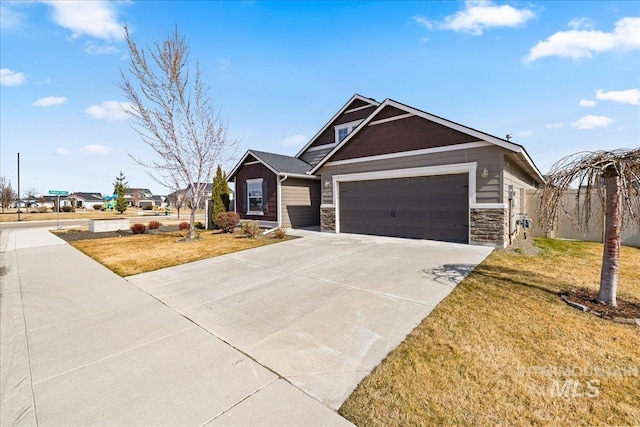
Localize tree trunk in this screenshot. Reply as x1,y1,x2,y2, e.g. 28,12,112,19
189,206,196,240
598,172,622,306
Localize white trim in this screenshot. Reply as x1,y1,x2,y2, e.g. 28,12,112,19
277,175,287,227
247,211,264,216
295,94,380,158
323,141,491,168
228,150,279,179
320,204,335,209
246,178,264,216
369,113,414,126
470,203,508,209
332,162,477,234
305,142,337,152
344,104,376,114
277,173,320,180
246,178,263,184
244,161,259,165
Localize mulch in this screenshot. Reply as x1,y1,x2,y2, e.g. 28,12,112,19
561,287,640,321
53,225,184,242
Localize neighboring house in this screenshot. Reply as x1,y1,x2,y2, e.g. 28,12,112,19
228,94,544,247
125,188,154,208
184,183,213,209
72,192,104,210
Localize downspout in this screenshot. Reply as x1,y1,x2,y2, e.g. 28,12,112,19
265,174,288,235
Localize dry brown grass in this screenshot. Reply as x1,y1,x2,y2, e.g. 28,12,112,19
0,210,128,222
340,238,640,426
69,231,289,276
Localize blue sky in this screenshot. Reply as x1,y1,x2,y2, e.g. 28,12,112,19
1,1,639,197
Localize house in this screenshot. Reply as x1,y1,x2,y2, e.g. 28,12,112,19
71,192,104,210
125,188,154,208
228,94,544,247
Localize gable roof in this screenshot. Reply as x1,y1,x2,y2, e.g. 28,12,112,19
309,98,545,183
228,149,318,180
295,94,379,158
72,192,104,201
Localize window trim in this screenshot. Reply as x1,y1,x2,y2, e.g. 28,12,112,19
334,119,363,143
246,178,264,216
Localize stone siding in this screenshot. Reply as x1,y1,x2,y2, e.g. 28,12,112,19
470,208,508,248
321,207,336,232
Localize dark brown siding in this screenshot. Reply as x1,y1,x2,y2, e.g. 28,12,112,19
331,116,481,161
348,98,372,109
234,162,278,222
374,105,407,121
309,105,377,148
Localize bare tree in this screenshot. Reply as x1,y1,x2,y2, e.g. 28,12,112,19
131,189,141,208
119,25,239,239
0,177,17,213
23,187,39,207
539,149,640,306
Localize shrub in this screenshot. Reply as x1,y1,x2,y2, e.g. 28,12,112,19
93,204,102,210
273,227,288,239
142,205,153,210
37,206,48,213
194,221,205,229
61,205,73,212
242,220,261,238
130,223,146,234
216,212,240,233
179,222,190,230
30,209,38,213
148,220,161,230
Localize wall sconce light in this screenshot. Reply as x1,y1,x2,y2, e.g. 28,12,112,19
324,180,332,187
481,168,489,178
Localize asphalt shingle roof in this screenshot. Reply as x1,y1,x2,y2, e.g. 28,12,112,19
249,150,312,175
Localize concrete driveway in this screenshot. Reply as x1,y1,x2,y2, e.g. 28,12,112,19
127,230,493,410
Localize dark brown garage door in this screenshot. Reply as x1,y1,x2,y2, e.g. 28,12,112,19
339,174,469,243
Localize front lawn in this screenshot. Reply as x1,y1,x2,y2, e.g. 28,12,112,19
340,238,640,426
57,228,291,276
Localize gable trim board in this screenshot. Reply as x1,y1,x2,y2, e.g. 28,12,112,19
309,98,544,184
295,94,380,158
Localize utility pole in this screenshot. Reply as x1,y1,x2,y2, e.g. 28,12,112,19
17,152,21,221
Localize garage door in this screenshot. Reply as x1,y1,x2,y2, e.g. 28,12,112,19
339,174,469,243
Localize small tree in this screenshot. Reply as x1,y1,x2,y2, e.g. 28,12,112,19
211,165,229,227
114,171,129,214
0,177,16,213
24,187,38,207
539,149,640,307
119,25,239,240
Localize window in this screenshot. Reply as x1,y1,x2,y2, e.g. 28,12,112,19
334,120,363,142
247,178,263,215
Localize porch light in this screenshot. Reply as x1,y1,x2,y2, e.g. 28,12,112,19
481,168,489,178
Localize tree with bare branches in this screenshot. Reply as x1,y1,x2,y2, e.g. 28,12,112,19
539,149,640,306
118,25,239,239
1,177,17,213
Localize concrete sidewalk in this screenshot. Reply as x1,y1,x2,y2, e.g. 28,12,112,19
0,228,352,426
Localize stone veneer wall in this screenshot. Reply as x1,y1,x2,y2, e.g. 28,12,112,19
470,208,508,248
321,207,336,232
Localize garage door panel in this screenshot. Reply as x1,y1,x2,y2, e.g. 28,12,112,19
339,174,469,243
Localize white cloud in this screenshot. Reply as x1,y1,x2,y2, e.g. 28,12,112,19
216,58,231,71
568,17,596,31
415,1,536,36
85,101,132,121
83,41,118,56
56,148,72,156
280,134,307,146
571,115,614,129
525,17,640,62
0,3,27,31
518,130,533,137
545,122,565,129
1,68,26,86
579,99,597,107
43,0,124,41
595,88,640,106
81,144,111,155
33,96,67,107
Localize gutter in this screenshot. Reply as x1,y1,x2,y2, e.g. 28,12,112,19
265,174,289,235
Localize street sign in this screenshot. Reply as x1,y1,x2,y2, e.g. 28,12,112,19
48,190,69,196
